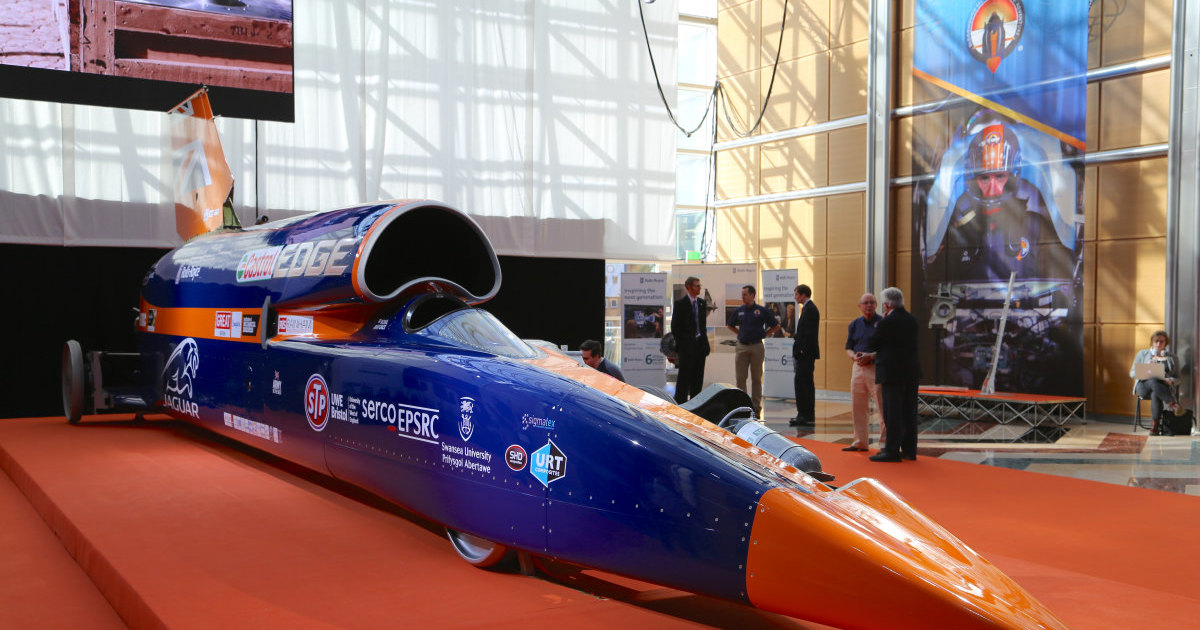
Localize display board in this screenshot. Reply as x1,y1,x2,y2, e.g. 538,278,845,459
620,272,667,389
762,269,797,398
911,0,1086,396
0,0,294,121
670,264,755,392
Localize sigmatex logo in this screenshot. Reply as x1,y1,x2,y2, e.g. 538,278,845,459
530,440,566,487
236,246,282,282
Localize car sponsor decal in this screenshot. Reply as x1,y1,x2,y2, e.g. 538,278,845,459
521,413,556,431
458,396,475,441
235,237,359,284
530,440,566,487
271,371,282,396
214,310,243,338
146,308,157,332
235,246,282,282
441,442,492,474
304,374,330,432
224,412,282,443
278,315,314,336
505,445,527,471
241,314,260,336
161,338,199,418
175,264,201,283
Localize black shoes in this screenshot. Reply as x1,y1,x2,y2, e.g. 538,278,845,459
842,445,868,452
789,416,814,427
869,452,902,462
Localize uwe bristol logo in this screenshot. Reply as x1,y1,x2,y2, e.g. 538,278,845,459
304,374,330,432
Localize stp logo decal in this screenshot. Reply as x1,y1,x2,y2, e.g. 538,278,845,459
530,440,566,487
505,445,527,471
304,374,330,432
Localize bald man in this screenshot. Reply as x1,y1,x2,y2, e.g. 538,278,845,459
843,293,885,451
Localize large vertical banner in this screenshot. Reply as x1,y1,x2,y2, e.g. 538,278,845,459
762,269,798,397
621,273,668,388
912,0,1087,395
671,264,751,390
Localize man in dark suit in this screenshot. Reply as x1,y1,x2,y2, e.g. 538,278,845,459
860,287,922,462
670,276,709,403
790,284,820,426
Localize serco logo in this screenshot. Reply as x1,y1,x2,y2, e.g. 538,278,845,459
304,374,330,432
505,445,527,471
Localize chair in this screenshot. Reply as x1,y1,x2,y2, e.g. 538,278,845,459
1132,392,1153,432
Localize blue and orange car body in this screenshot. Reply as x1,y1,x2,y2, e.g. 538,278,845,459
113,197,1073,630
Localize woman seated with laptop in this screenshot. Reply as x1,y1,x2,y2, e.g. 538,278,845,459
1129,329,1183,435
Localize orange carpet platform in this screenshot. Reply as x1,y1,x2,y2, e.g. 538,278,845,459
2,415,1197,630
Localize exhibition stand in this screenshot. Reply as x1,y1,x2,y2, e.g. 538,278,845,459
1,415,1196,629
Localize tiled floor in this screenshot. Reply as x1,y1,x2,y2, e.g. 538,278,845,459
755,395,1200,496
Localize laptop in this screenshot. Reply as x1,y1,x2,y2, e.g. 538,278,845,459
1134,362,1166,380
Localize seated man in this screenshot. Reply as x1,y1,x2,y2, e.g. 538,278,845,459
580,339,625,382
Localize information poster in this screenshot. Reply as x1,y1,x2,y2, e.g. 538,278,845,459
620,272,667,389
912,0,1086,395
762,269,798,398
670,264,755,391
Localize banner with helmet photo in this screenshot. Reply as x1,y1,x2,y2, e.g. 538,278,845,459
912,0,1087,396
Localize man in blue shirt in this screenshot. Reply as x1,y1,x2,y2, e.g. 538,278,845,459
726,285,780,415
843,293,885,451
580,339,626,382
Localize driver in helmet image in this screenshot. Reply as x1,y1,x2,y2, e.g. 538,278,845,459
931,118,1073,285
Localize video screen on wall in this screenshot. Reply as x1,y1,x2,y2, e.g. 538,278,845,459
0,0,293,121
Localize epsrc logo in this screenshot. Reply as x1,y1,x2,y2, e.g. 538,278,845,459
304,374,330,432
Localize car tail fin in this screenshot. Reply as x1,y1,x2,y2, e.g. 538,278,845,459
169,88,239,241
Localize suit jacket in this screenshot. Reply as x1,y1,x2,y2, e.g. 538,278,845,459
866,306,921,385
671,294,710,357
792,299,820,360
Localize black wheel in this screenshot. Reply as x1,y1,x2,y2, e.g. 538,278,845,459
445,528,513,569
62,340,85,424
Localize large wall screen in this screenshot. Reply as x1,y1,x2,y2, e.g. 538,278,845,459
0,0,293,121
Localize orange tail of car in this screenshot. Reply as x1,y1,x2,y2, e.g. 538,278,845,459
169,88,239,241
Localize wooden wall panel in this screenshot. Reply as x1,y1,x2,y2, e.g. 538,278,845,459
760,135,828,192
827,125,866,185
1098,70,1171,151
759,198,827,258
1095,239,1166,324
830,0,868,48
718,2,760,78
1097,158,1167,240
760,52,830,133
716,206,760,262
826,192,864,255
761,0,829,63
829,40,868,119
716,145,760,198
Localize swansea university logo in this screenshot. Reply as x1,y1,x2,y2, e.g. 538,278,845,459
966,0,1025,73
